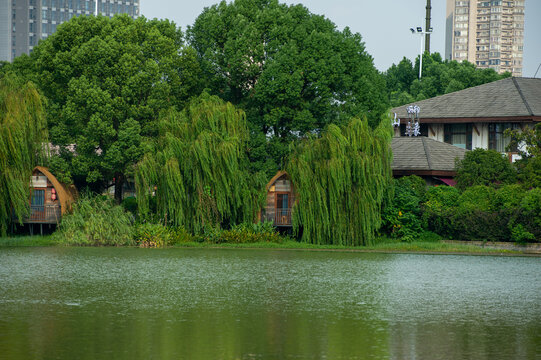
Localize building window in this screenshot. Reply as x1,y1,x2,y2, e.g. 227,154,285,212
488,123,519,152
444,124,472,149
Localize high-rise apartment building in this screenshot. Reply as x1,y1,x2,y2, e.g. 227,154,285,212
0,0,139,62
445,0,525,76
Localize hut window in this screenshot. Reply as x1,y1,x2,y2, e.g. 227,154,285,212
31,175,47,188
31,190,45,206
275,179,291,192
277,194,289,209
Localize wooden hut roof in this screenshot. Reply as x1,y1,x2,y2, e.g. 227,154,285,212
266,171,290,191
34,166,75,215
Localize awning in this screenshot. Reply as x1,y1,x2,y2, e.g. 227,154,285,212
436,177,457,187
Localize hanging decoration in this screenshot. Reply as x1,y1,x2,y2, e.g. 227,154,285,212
406,105,421,137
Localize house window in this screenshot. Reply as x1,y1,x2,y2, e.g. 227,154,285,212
444,124,472,149
488,123,519,152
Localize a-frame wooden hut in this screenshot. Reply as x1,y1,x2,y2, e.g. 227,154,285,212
261,171,296,227
18,166,75,234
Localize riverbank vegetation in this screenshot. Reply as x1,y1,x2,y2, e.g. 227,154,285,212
1,1,538,247
382,149,541,244
1,233,527,256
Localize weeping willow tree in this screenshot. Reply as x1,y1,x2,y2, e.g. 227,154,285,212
0,74,47,235
286,117,393,246
136,93,264,233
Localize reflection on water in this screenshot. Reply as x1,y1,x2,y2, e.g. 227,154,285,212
0,248,540,359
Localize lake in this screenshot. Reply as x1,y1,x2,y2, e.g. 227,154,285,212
0,247,540,359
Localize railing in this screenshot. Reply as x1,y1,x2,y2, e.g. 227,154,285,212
25,205,61,224
262,208,292,226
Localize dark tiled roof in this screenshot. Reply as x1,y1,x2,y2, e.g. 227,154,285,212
391,137,467,172
391,77,541,119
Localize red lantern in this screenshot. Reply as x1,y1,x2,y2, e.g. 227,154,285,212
51,188,56,201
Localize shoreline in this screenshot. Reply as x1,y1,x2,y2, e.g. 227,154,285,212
2,236,539,257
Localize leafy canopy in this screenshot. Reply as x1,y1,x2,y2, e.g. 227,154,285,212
28,15,201,201
384,53,510,107
188,0,388,173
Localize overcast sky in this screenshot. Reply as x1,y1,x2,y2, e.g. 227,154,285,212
141,0,541,77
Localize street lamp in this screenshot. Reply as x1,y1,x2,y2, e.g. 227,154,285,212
410,26,433,80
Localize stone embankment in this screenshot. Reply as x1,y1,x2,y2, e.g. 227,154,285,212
442,240,541,254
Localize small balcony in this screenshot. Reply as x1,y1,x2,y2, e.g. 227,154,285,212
22,205,61,224
262,208,292,227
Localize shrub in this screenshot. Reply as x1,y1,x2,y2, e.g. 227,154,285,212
514,188,541,241
422,186,460,239
381,176,425,242
452,186,507,242
121,196,138,214
133,223,171,248
455,148,516,190
197,221,283,244
53,195,134,246
169,226,195,244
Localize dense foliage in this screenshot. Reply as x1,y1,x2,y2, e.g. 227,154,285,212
381,176,541,243
53,195,134,246
455,148,516,190
188,0,388,173
287,117,392,246
506,123,541,188
0,74,47,235
136,93,265,234
384,53,510,107
424,185,541,242
26,15,201,202
381,175,425,242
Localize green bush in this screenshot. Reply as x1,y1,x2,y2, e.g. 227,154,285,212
194,221,283,244
455,148,516,190
513,188,541,242
169,226,195,244
121,196,138,214
381,176,425,242
53,195,134,246
133,223,171,248
422,186,460,239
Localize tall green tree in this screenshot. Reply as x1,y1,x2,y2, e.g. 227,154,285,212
385,53,510,107
286,117,393,246
188,0,388,173
29,15,201,202
0,74,47,235
136,93,265,233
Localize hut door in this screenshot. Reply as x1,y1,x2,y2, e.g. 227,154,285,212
31,190,45,221
31,190,45,207
275,193,290,225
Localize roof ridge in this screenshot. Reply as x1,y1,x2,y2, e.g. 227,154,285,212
391,77,513,110
421,137,433,170
512,77,534,116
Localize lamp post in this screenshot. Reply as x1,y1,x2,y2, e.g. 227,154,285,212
410,27,433,80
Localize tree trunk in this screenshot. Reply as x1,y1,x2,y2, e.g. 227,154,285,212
114,172,124,204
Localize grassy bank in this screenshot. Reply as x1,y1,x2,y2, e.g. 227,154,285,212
172,239,520,254
0,235,524,255
0,235,59,247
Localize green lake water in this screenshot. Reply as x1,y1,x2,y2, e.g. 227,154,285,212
0,247,540,359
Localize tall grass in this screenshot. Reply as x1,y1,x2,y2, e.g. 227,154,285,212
53,195,134,246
